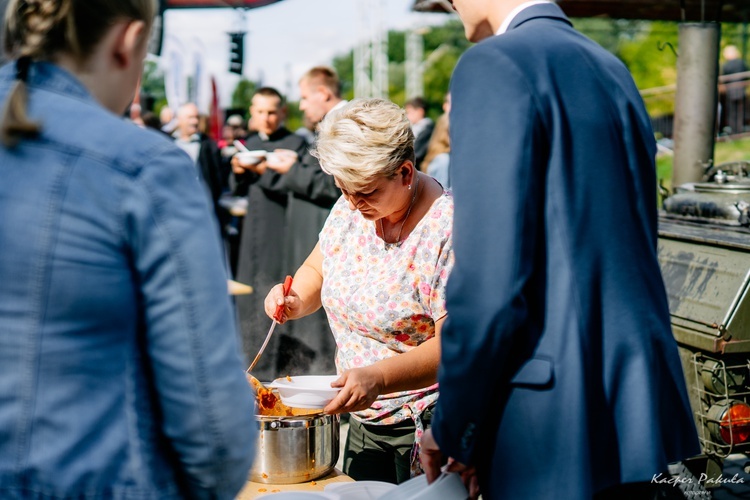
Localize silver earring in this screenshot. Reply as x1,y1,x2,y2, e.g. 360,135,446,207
408,184,412,190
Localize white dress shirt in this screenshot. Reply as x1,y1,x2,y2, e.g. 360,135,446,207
496,0,551,35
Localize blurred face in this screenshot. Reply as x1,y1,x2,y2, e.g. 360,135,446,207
334,164,414,221
249,94,285,135
404,105,424,125
299,79,331,127
160,107,174,125
450,0,497,43
222,125,234,141
177,104,200,138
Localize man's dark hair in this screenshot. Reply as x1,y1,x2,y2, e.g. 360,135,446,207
253,86,285,106
405,97,428,112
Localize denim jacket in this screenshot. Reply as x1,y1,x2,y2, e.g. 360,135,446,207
0,62,256,499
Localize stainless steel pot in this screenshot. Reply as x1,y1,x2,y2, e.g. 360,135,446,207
250,413,340,484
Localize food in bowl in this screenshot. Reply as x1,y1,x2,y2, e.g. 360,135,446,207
267,375,341,409
246,374,320,417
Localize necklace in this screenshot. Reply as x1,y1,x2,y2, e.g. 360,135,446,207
379,175,420,249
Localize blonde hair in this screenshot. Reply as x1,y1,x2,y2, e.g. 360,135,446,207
422,113,450,172
312,98,415,193
1,0,156,146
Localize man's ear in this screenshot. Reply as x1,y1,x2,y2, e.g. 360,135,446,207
113,20,147,69
319,86,332,102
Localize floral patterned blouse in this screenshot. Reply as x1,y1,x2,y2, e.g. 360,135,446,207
319,191,454,429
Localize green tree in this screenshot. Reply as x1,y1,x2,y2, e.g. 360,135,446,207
332,19,470,118
140,60,167,112
572,19,680,116
284,101,305,133
231,78,257,114
332,51,354,100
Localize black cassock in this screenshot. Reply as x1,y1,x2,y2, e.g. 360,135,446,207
234,128,339,381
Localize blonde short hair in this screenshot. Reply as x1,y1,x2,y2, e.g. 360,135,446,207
312,98,415,192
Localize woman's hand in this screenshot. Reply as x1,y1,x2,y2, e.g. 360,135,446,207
263,282,302,323
323,366,386,414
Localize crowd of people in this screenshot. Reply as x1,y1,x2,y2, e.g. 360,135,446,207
0,0,703,499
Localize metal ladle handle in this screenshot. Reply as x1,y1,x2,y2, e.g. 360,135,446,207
247,276,293,374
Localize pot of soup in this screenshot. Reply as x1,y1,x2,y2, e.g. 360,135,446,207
250,412,340,484
247,375,339,484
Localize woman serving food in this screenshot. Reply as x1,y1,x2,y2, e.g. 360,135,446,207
264,98,454,484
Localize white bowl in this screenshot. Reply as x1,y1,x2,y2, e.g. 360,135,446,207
265,152,281,166
381,472,467,500
325,481,396,499
258,492,336,500
267,375,341,409
236,150,266,166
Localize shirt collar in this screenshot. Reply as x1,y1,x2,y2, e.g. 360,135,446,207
331,100,348,112
1,60,92,102
496,0,551,35
172,131,201,143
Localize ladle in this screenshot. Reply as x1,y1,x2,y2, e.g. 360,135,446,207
247,275,293,374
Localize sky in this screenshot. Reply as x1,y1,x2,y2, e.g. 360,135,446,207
159,0,453,109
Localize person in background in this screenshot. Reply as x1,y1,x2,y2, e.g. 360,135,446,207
265,98,453,484
404,96,434,171
421,1,698,499
295,113,315,144
227,113,246,139
173,102,228,238
159,104,176,134
422,113,450,188
141,110,162,131
218,114,247,197
259,66,343,379
231,87,308,378
0,0,256,498
442,91,451,114
721,44,748,134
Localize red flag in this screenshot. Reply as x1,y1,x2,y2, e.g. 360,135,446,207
209,76,223,141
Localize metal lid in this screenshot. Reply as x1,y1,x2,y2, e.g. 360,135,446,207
692,181,750,194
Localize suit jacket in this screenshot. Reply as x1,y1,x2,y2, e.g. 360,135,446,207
174,134,226,234
196,134,224,206
431,4,699,499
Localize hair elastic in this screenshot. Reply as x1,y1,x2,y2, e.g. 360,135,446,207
15,56,31,82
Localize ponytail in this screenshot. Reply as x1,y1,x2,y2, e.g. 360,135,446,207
1,56,41,147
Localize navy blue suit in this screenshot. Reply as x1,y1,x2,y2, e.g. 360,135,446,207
431,4,699,498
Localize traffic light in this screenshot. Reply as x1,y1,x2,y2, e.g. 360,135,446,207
229,32,245,75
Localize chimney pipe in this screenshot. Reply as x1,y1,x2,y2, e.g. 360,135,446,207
672,23,721,187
